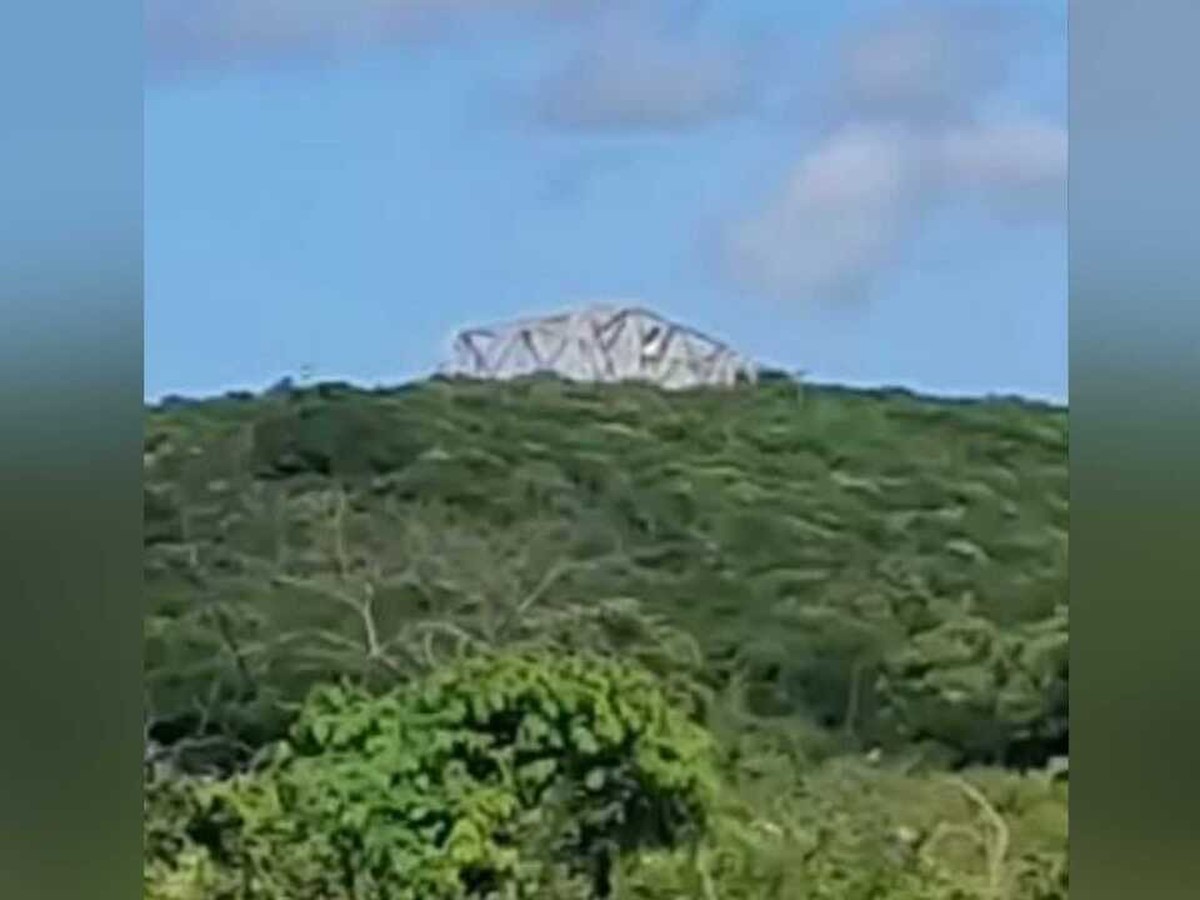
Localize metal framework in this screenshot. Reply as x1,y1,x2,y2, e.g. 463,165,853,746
441,304,757,390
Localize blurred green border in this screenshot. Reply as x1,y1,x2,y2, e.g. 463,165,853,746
0,2,143,898
1072,1,1200,897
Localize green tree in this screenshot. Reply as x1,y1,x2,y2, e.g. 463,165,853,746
145,651,717,899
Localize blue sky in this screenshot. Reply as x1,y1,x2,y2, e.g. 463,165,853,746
145,0,1066,402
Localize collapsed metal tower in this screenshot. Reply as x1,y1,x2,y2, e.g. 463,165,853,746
441,304,757,390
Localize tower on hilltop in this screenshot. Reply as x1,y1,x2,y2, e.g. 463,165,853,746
441,304,757,390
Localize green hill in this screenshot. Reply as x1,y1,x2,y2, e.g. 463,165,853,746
145,375,1066,762
144,374,1067,898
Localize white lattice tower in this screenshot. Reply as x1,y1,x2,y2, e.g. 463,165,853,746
441,304,757,389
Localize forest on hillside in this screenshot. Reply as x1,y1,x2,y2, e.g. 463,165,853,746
144,374,1068,899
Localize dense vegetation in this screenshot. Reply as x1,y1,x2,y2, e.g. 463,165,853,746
145,374,1068,898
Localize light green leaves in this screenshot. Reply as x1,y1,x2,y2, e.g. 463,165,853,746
146,650,716,900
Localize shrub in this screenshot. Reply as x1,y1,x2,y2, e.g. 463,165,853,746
250,400,425,479
877,607,1068,764
620,759,1068,900
145,651,717,899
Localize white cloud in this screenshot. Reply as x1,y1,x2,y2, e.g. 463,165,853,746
725,4,1065,305
728,126,927,304
936,120,1067,217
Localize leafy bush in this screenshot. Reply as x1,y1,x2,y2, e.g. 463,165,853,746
145,651,716,899
144,772,243,900
620,759,1068,900
877,605,1069,764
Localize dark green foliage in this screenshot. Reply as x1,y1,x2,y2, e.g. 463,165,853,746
876,605,1068,764
145,651,716,899
251,398,427,479
145,377,1067,768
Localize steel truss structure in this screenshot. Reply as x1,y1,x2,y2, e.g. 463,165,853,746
441,305,757,390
